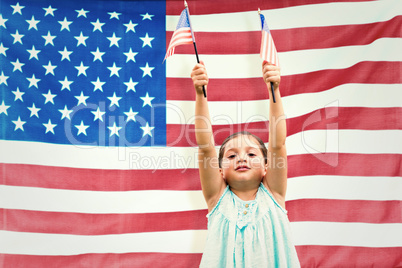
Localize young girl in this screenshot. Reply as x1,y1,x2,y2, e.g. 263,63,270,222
192,61,300,267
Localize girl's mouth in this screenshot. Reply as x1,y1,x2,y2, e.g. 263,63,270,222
236,165,250,171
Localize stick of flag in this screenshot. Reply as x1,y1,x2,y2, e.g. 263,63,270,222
165,0,206,98
259,8,279,103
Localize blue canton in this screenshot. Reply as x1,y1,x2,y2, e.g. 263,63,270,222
0,0,166,146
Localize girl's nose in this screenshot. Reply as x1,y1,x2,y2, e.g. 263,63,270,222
237,154,247,163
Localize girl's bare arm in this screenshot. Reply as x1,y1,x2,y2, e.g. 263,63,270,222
262,62,288,208
192,61,226,211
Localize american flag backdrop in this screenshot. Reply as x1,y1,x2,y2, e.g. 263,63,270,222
0,0,401,267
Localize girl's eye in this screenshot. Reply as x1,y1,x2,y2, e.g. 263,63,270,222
227,155,236,159
248,153,256,157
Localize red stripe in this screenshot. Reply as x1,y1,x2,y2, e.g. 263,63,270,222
0,253,203,268
0,208,207,235
166,16,401,54
1,153,400,191
0,163,200,191
166,0,375,15
0,199,399,236
2,247,402,268
288,153,402,178
166,107,402,147
287,199,402,223
166,61,402,101
295,246,402,268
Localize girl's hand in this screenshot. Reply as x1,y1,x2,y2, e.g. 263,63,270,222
262,61,281,90
191,60,208,95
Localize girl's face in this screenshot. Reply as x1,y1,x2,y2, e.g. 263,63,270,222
220,135,267,186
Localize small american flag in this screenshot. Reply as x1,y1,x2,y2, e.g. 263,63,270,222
164,8,193,61
259,11,279,66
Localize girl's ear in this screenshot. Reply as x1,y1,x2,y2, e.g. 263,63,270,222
219,168,225,179
263,163,268,177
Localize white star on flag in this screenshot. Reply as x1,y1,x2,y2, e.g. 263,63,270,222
11,30,24,44
140,13,154,20
75,62,89,76
75,121,89,136
12,88,24,101
27,45,40,59
140,92,154,107
107,62,121,77
0,100,10,115
124,78,138,92
91,47,105,62
75,32,89,46
108,11,121,20
108,122,122,137
0,43,9,56
91,77,105,92
140,122,154,137
0,71,9,85
124,48,138,62
43,119,57,134
75,91,89,106
27,74,40,88
27,103,40,118
11,58,24,72
11,2,25,15
107,33,121,47
58,17,72,31
91,19,105,32
140,62,154,77
58,105,73,120
43,61,57,75
43,5,57,16
0,14,8,28
42,31,56,46
92,107,105,122
12,116,26,131
59,77,73,91
59,47,72,61
108,92,122,107
124,107,138,122
42,90,56,104
140,33,154,48
26,16,40,30
124,20,138,32
76,8,89,18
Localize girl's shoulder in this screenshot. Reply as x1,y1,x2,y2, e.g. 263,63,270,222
206,185,230,218
259,183,287,214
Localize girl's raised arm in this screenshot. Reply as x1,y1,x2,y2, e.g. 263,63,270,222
192,61,226,211
262,62,288,209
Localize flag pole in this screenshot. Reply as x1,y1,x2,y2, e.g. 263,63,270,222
258,8,276,103
185,0,207,98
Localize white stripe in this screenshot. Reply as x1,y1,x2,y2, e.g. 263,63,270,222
291,222,402,247
1,130,401,169
0,185,206,213
261,31,268,60
166,84,402,125
286,176,402,201
168,37,193,49
0,230,208,255
166,0,401,32
166,38,402,78
0,176,400,214
1,222,402,255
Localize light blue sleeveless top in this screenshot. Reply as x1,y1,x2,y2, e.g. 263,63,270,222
199,183,300,268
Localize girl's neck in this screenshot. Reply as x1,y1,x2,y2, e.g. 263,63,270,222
230,185,259,201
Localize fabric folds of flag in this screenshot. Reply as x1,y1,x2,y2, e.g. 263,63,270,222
164,8,193,61
259,12,279,66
